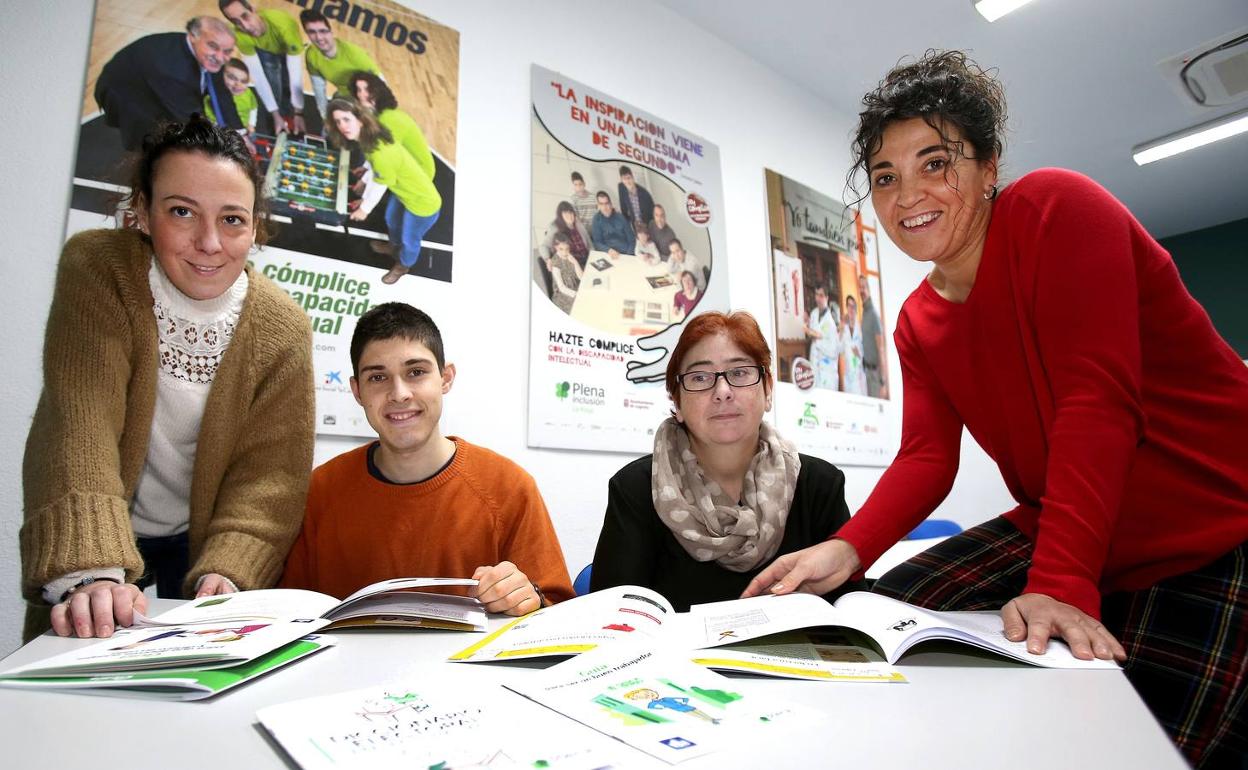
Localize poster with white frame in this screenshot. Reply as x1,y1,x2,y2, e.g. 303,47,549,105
528,64,728,452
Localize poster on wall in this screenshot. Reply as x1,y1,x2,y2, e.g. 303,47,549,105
763,169,891,466
64,0,459,436
528,65,729,453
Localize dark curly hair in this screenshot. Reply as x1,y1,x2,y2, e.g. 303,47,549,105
846,50,1006,206
121,113,270,245
350,70,398,113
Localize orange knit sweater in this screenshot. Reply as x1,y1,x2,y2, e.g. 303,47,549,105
281,438,574,603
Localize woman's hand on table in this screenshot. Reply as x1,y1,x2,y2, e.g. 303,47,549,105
1002,593,1126,661
742,538,861,598
195,573,238,598
472,561,541,616
51,581,148,639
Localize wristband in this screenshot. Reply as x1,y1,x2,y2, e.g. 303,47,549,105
59,576,122,603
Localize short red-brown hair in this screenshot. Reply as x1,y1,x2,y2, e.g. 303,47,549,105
665,311,773,409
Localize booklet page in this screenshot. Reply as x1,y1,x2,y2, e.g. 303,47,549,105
450,585,675,662
257,672,611,769
506,643,818,764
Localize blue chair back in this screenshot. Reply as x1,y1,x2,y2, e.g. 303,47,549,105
907,519,963,540
573,564,593,596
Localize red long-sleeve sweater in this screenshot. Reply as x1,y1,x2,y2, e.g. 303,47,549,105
838,168,1248,618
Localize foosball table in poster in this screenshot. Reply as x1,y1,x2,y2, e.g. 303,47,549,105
259,133,351,226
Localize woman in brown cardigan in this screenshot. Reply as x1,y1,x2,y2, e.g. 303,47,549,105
21,116,314,640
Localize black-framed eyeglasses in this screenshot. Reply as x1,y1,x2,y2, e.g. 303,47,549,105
678,365,765,392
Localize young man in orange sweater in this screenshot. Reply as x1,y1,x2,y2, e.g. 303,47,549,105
281,303,574,613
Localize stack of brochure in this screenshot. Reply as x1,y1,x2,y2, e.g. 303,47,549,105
0,576,488,700
0,614,331,701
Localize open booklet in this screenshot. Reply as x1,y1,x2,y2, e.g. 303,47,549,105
257,672,614,770
506,643,819,764
0,635,333,700
450,585,903,682
690,591,1119,668
134,577,487,632
451,585,1118,671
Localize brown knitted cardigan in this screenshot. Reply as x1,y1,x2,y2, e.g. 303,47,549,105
21,229,315,637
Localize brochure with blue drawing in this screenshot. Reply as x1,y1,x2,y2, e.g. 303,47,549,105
256,672,615,769
505,644,818,764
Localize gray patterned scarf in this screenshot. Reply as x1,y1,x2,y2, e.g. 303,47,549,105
650,417,800,572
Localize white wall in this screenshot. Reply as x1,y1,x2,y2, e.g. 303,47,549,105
0,0,1012,655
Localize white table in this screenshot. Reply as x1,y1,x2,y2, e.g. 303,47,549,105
865,536,950,580
0,600,1188,769
571,250,678,337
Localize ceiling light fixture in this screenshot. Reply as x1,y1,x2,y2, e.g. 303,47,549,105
1132,109,1248,165
973,0,1038,23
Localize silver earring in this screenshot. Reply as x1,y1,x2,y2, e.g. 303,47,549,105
984,185,998,201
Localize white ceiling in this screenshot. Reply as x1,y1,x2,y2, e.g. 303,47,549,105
654,0,1248,238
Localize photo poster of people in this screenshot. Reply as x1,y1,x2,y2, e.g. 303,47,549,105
528,65,728,453
764,169,892,466
63,0,459,437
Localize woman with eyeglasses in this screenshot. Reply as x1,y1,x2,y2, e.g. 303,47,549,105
590,311,862,610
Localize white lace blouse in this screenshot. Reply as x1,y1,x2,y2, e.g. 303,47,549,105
130,259,248,537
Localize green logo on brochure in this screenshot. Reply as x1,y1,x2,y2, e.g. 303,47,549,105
555,382,571,399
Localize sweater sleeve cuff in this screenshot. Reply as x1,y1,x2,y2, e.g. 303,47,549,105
1023,574,1103,620
184,530,287,596
21,491,144,601
42,567,127,605
831,520,893,580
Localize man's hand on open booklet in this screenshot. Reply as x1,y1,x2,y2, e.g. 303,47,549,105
741,539,862,599
1003,593,1127,662
51,581,148,639
472,561,541,616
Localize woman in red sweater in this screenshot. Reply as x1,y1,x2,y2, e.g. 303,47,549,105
745,51,1247,768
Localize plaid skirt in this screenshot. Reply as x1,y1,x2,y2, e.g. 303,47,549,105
872,516,1247,770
